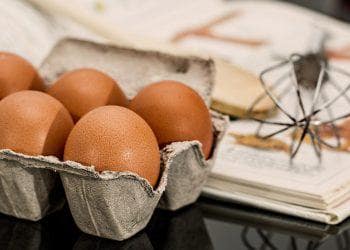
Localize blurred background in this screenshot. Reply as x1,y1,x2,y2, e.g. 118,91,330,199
1,0,350,249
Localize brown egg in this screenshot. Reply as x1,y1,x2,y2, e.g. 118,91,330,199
0,52,44,99
0,91,74,157
129,80,213,159
47,68,128,122
64,106,160,187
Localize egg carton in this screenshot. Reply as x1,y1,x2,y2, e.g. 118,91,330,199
0,151,169,240
0,38,229,240
158,110,228,210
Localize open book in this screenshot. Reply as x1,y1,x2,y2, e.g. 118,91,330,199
204,119,350,224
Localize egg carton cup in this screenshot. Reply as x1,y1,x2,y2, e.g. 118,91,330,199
40,38,214,106
0,150,168,240
158,110,228,210
0,38,229,240
0,155,64,221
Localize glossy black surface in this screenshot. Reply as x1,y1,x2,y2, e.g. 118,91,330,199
282,0,350,22
1,198,350,250
1,0,350,249
201,198,350,250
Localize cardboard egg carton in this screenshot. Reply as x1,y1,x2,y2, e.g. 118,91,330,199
0,38,228,240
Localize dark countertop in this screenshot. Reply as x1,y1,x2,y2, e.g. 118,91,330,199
282,0,350,22
1,1,350,249
1,197,350,250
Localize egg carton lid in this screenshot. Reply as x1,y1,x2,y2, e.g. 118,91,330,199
39,38,215,107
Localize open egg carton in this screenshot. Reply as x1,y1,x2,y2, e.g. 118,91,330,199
0,38,228,240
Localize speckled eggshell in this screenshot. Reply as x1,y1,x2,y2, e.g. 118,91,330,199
63,106,160,187
0,52,44,99
129,80,214,159
0,90,74,157
47,68,128,121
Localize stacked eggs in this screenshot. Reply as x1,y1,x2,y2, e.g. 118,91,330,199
0,52,213,188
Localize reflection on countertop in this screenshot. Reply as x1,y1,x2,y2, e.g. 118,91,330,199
289,0,350,22
0,205,79,250
200,197,350,250
1,197,350,249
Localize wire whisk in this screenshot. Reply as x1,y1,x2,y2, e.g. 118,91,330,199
247,31,350,162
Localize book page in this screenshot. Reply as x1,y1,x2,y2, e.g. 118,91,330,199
209,120,350,206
